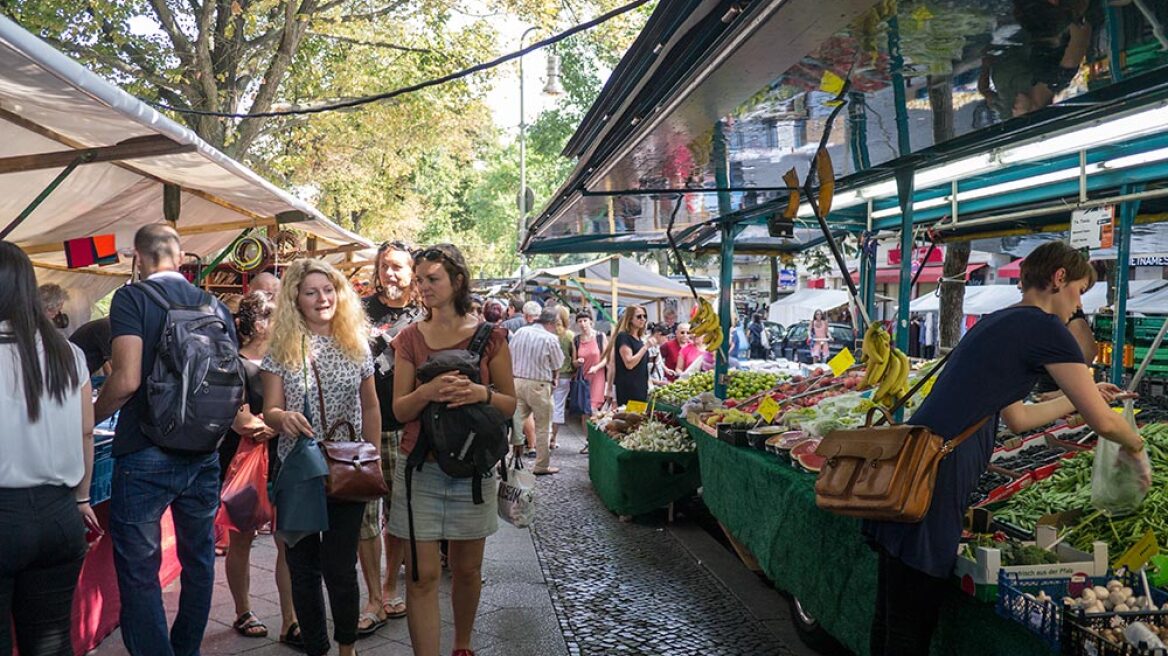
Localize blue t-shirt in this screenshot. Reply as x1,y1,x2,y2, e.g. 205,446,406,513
108,273,236,456
863,306,1083,578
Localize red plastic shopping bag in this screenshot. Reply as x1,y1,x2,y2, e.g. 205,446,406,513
216,439,273,534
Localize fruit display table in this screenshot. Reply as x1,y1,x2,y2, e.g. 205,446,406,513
688,422,1052,656
587,423,701,518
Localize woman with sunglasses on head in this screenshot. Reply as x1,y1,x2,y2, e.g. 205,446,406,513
599,306,654,407
387,244,517,656
0,243,99,656
261,259,380,656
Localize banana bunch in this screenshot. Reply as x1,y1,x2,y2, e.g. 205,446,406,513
859,322,910,406
690,299,724,352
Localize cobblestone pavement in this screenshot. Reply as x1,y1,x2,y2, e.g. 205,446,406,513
532,423,801,656
92,422,805,656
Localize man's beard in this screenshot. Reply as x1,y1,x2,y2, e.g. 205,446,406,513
381,285,407,302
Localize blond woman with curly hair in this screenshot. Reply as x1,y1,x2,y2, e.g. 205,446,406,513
261,258,380,656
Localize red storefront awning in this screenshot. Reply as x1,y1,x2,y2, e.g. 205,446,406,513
850,263,986,285
997,258,1024,279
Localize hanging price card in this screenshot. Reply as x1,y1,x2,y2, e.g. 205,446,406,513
828,347,856,377
757,395,781,423
1114,530,1160,572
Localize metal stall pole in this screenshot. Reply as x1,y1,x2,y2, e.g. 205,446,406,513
894,167,916,357
1111,191,1142,385
714,121,735,400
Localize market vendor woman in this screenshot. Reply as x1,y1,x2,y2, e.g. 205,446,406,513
865,241,1150,656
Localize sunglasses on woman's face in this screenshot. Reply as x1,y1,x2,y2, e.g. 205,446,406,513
633,314,646,320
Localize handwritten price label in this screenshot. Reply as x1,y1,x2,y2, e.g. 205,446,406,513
757,395,781,423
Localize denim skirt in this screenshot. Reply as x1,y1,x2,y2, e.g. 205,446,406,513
387,455,498,542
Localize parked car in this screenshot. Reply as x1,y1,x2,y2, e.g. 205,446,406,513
779,321,856,364
764,321,786,360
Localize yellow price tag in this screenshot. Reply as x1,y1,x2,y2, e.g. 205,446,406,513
1114,530,1160,572
828,347,856,377
757,395,781,423
626,400,648,415
820,70,845,96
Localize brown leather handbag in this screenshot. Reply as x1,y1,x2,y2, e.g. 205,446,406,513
813,406,988,522
311,360,389,503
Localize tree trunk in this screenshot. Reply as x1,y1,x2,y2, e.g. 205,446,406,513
929,74,965,350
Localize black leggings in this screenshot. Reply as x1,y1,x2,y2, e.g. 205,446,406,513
286,500,366,655
871,547,948,656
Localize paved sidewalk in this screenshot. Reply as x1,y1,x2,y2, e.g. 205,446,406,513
92,422,812,656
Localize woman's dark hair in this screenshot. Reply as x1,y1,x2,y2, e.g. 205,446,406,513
414,243,473,317
1020,241,1096,292
236,290,275,346
0,242,80,422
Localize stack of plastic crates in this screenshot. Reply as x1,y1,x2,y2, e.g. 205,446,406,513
89,438,114,505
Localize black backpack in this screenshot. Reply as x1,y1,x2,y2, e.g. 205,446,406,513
137,280,246,454
405,322,510,579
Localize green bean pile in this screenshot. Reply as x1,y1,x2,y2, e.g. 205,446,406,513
993,423,1168,555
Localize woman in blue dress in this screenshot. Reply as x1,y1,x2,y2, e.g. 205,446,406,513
865,242,1150,655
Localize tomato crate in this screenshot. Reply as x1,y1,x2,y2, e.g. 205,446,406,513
89,438,114,505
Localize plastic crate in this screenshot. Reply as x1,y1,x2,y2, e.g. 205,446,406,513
89,438,114,505
997,570,1081,650
1062,607,1168,656
1135,347,1168,365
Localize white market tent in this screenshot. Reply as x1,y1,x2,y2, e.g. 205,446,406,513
525,255,714,322
0,15,371,321
767,289,851,326
907,281,1166,316
1128,285,1168,314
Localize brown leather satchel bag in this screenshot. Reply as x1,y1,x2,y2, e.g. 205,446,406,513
311,360,389,503
813,406,988,522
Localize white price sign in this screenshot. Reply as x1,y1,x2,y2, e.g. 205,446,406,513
1069,206,1115,249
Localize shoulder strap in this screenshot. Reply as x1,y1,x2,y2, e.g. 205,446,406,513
136,279,173,311
468,322,495,358
941,416,991,455
309,356,328,430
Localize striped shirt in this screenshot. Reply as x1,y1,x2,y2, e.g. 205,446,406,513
510,324,564,382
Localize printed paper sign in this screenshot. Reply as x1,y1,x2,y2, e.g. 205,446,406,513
1070,206,1115,249
829,347,856,377
757,395,781,423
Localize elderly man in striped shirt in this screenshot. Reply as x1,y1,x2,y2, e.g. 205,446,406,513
510,307,566,475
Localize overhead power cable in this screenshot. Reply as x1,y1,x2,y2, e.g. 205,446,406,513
143,0,651,119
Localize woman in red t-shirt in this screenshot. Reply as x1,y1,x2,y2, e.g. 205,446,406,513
386,244,517,656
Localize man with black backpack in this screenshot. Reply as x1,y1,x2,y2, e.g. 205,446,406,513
356,240,423,635
95,224,243,656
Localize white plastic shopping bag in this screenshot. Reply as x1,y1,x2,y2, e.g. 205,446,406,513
1091,399,1150,516
497,455,537,528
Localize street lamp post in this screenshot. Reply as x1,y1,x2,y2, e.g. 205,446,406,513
517,28,563,266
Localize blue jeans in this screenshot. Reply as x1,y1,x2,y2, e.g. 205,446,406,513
110,446,220,656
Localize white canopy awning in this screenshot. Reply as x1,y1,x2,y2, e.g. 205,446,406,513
767,289,851,326
526,255,714,322
1128,285,1168,315
906,281,1162,316
0,15,370,318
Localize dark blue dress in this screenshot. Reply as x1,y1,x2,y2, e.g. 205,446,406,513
863,306,1083,578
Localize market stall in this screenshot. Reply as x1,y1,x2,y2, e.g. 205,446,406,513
0,16,370,654
519,0,1168,651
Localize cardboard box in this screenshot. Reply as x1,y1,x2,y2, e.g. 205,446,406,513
955,525,1109,602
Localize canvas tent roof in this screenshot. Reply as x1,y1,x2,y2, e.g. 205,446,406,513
905,282,1154,316
767,289,851,326
1127,285,1168,315
0,15,370,319
526,255,714,322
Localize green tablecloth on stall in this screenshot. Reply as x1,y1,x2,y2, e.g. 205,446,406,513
587,424,701,517
690,423,1050,656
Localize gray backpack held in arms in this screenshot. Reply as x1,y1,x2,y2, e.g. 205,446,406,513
136,280,246,454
